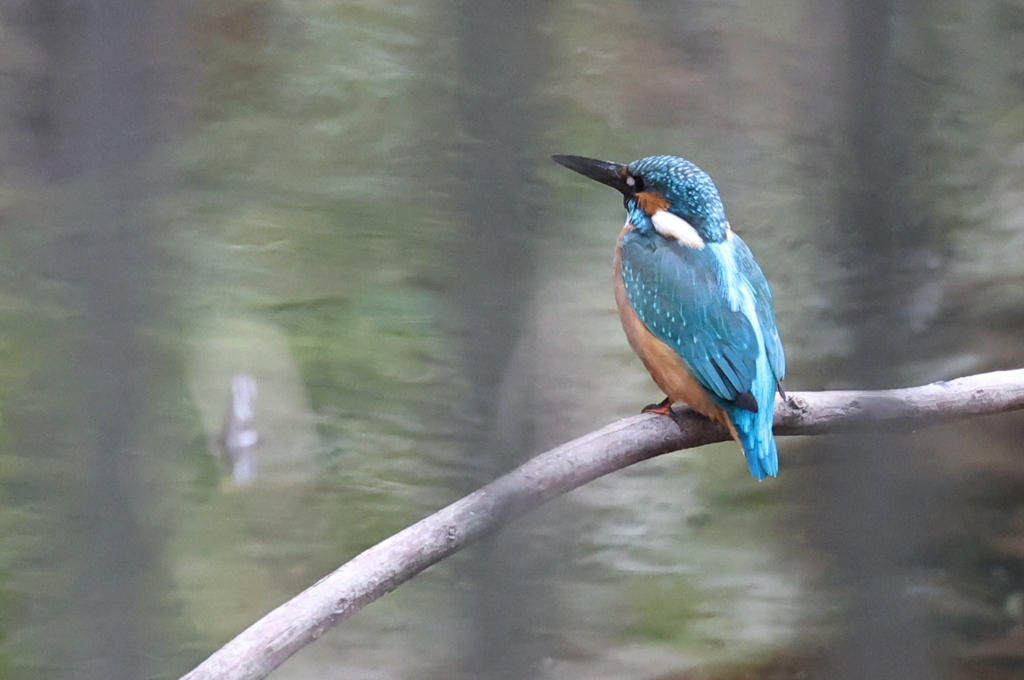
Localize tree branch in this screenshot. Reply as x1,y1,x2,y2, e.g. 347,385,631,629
180,369,1024,680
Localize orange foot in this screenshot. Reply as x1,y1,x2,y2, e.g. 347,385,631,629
641,397,687,430
642,397,673,415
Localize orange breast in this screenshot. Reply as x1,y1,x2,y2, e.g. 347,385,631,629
613,225,730,428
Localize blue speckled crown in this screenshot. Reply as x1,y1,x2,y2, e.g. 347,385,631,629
627,155,728,241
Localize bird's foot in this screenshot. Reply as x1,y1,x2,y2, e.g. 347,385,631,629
642,398,686,429
642,397,673,415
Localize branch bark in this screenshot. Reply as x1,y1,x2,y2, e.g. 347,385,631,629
180,369,1024,680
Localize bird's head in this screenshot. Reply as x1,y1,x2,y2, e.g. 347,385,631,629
551,154,731,246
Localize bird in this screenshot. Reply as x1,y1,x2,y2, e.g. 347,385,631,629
551,153,786,480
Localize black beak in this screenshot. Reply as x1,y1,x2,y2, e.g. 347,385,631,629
551,154,633,196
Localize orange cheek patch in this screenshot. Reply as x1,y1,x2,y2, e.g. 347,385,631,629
637,190,671,216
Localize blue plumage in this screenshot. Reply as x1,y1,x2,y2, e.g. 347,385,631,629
619,234,759,405
552,152,786,480
626,155,732,241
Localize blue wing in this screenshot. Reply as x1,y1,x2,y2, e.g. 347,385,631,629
733,237,785,383
619,230,761,410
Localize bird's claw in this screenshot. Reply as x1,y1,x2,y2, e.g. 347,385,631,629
641,397,673,416
642,398,686,429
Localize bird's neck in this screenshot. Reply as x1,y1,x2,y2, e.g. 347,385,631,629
626,204,730,245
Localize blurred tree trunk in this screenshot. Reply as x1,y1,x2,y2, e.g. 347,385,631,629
7,0,181,677
452,1,554,678
72,6,157,675
812,0,940,678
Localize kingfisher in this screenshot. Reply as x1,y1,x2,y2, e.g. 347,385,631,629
551,154,786,480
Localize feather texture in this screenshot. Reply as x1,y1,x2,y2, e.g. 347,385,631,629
618,227,783,479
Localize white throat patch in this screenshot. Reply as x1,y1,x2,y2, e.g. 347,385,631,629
651,210,705,249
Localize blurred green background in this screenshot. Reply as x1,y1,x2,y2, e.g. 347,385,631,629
0,0,1023,678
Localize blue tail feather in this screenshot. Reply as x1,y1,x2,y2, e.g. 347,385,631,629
725,403,778,481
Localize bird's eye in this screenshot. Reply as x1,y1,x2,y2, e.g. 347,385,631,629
624,174,645,193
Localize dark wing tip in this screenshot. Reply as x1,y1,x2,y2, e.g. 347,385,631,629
734,391,759,413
